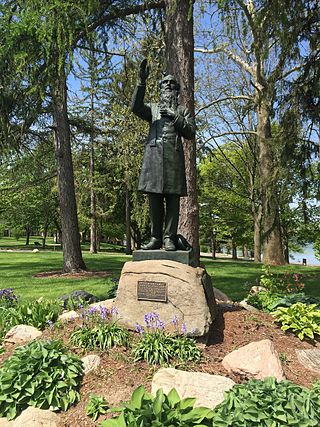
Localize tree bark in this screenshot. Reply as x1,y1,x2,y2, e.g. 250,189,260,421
52,66,86,272
164,0,199,265
232,239,237,260
42,223,48,249
25,226,30,246
253,204,262,262
89,116,97,254
125,187,132,255
258,103,285,265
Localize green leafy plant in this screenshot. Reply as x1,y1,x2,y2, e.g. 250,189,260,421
258,265,304,294
0,298,62,343
0,340,83,420
0,288,18,308
70,322,130,350
273,302,320,340
246,291,283,312
101,385,214,426
212,377,320,426
86,394,108,421
133,330,201,365
270,292,320,310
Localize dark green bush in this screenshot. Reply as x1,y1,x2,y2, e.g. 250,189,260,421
0,340,83,420
213,377,320,426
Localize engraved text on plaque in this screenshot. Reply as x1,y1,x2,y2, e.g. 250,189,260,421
137,281,167,303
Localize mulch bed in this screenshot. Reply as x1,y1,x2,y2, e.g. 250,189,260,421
1,305,319,426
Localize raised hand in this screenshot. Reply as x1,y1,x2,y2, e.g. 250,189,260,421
139,58,150,84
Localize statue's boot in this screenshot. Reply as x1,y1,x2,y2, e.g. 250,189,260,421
141,237,162,250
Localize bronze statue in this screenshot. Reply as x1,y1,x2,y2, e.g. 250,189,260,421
131,59,196,251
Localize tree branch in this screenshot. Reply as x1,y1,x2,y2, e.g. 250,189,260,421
196,95,253,116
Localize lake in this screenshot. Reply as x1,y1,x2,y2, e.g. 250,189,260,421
289,243,320,266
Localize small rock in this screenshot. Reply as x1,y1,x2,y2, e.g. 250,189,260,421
81,354,101,374
32,249,39,253
4,325,42,345
12,407,59,427
0,417,12,426
59,290,99,309
296,349,320,373
152,368,235,408
213,287,232,302
58,310,79,322
89,299,115,310
222,339,285,381
250,286,268,294
239,300,260,312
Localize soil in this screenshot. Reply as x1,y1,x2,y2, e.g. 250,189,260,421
33,271,111,279
1,304,319,426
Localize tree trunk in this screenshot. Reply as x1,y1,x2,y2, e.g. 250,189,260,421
258,103,285,265
25,226,30,246
42,223,48,249
89,126,97,254
253,204,262,262
52,66,86,272
125,187,132,255
232,240,237,260
210,230,216,259
164,0,199,265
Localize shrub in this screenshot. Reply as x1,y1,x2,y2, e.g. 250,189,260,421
213,377,320,426
270,293,320,310
0,340,83,420
273,302,320,340
86,394,108,421
258,265,304,294
101,385,214,426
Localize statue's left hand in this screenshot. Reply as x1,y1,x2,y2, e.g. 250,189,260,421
160,107,176,118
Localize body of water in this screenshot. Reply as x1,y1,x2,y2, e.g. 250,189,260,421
289,243,320,266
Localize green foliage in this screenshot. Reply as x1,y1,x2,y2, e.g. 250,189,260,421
271,293,320,310
86,394,108,421
213,377,320,426
273,302,320,340
0,340,83,420
0,298,63,343
132,330,202,366
70,322,130,350
259,265,305,294
246,291,283,312
101,385,214,426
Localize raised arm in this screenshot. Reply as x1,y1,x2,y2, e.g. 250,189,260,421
130,59,152,122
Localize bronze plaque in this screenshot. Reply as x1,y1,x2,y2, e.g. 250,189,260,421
137,281,167,303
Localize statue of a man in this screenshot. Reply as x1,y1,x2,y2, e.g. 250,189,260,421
131,59,196,251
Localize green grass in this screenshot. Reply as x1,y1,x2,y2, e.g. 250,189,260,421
0,249,319,302
202,257,320,301
0,251,129,300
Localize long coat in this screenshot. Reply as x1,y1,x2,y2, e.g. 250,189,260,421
131,84,196,196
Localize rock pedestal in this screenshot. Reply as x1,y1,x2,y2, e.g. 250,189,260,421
114,260,216,337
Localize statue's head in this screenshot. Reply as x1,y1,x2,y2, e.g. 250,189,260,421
159,75,180,93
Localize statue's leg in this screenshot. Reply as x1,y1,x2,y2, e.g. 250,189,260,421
141,193,164,250
163,194,180,250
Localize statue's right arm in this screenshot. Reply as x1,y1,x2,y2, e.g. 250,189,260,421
130,84,152,123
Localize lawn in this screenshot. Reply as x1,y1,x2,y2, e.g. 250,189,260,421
0,249,319,302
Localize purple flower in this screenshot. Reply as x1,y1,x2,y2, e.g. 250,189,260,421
135,323,145,334
100,306,108,320
111,306,118,316
181,323,187,334
171,315,179,327
155,319,165,330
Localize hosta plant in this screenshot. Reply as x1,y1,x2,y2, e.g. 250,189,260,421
273,302,320,340
86,394,108,421
0,340,83,420
213,377,320,426
101,385,214,426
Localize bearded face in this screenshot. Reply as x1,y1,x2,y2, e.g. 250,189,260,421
159,80,179,111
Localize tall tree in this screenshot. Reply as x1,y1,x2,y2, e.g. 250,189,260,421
164,0,199,264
